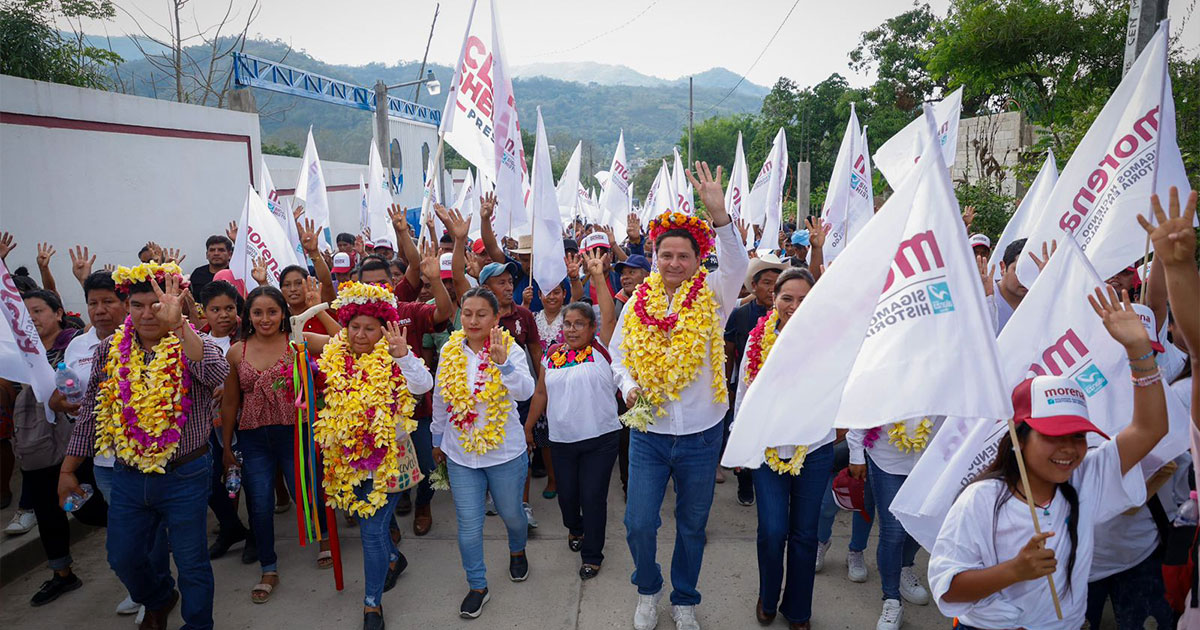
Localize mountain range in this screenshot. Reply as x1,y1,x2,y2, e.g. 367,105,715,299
90,35,767,167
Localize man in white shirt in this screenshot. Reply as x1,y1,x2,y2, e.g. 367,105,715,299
609,163,749,630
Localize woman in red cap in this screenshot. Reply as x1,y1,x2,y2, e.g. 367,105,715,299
929,285,1169,630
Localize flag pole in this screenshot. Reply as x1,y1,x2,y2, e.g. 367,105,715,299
1006,417,1064,619
420,134,446,248
1140,22,1169,307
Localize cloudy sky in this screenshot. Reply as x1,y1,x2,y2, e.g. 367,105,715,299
70,0,1197,89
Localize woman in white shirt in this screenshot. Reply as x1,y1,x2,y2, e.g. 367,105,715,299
929,287,1170,629
527,250,619,580
431,287,536,620
733,268,837,629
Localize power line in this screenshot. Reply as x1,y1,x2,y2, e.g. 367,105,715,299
531,0,660,58
695,0,801,118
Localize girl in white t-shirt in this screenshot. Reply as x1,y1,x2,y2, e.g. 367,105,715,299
929,287,1171,629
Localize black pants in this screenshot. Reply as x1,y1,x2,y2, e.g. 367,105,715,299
24,460,105,569
550,430,620,566
208,433,252,541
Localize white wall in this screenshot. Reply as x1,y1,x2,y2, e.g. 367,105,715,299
0,75,262,312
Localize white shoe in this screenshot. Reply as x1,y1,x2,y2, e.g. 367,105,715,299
899,566,930,605
671,605,700,630
4,509,36,535
134,605,145,625
814,540,831,572
633,592,662,630
485,496,498,516
523,502,538,529
876,598,903,630
847,550,868,583
115,594,140,615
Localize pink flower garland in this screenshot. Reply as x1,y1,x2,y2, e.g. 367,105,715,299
632,271,707,332
337,354,401,471
448,342,491,434
115,316,191,451
862,426,882,449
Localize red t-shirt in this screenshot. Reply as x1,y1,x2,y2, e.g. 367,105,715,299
393,277,420,303
395,301,438,418
499,305,542,358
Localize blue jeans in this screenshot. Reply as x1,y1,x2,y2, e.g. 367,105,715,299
239,425,296,573
867,456,920,601
753,443,834,623
108,453,214,630
410,417,435,507
625,422,723,606
447,453,529,590
357,482,402,608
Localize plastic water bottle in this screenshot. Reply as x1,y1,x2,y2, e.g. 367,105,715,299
63,483,93,512
225,452,243,499
54,362,85,405
1175,490,1199,527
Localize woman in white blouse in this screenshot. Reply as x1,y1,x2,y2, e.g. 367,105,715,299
527,250,619,580
431,287,536,620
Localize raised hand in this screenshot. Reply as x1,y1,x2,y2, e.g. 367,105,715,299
354,234,367,257
69,246,95,284
102,263,116,274
962,205,976,231
418,239,440,281
583,248,605,279
36,243,55,268
149,274,185,330
145,241,163,262
0,232,15,260
1138,187,1197,269
1010,532,1057,582
292,204,304,222
180,288,200,321
384,322,410,358
487,326,509,365
226,221,238,243
1028,240,1057,271
806,216,826,249
388,203,410,236
480,192,497,221
250,255,269,285
303,276,322,309
438,204,470,241
297,218,320,255
686,161,728,225
977,254,994,297
734,218,751,244
163,247,185,265
1088,286,1150,351
627,212,642,242
564,252,581,279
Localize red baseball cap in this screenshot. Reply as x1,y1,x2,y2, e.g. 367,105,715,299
1012,375,1108,439
832,468,872,523
470,239,487,255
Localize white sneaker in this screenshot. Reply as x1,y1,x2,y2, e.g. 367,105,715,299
134,605,145,625
633,592,662,630
4,509,36,535
115,594,140,615
899,566,930,605
671,604,700,630
523,502,538,529
847,550,868,583
876,598,903,630
485,496,498,516
814,539,831,572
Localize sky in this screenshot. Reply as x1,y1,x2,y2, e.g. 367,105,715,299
69,0,1199,90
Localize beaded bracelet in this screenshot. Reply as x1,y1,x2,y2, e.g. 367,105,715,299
1131,371,1162,388
1130,350,1154,362
1131,361,1159,373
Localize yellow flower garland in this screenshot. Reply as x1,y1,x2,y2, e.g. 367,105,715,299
111,261,185,288
887,418,935,453
94,325,187,474
314,332,416,518
620,270,726,424
439,329,514,454
744,310,808,476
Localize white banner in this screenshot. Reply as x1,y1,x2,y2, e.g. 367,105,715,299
231,185,301,288
358,174,370,237
0,259,56,413
600,131,632,230
874,86,962,189
556,141,583,222
529,108,568,293
672,147,694,215
367,141,396,246
724,108,1010,467
455,169,482,240
748,127,788,253
893,236,1192,549
643,160,674,226
990,150,1058,281
1016,23,1191,287
260,157,302,262
294,127,332,252
822,104,874,262
724,131,752,250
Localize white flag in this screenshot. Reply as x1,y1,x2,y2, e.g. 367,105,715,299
556,141,583,222
821,104,875,262
294,128,331,252
725,132,752,250
529,108,568,292
671,147,694,215
600,132,632,230
231,185,301,288
358,174,370,236
0,259,56,413
874,86,963,189
1016,22,1191,287
747,128,788,253
990,150,1058,281
644,160,674,225
724,108,1010,467
260,157,302,261
367,141,396,247
893,237,1191,549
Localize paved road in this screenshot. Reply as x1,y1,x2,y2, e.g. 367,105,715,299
0,471,967,629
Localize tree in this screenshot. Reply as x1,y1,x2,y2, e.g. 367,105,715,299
676,113,761,181
849,3,940,111
0,0,121,89
261,140,301,157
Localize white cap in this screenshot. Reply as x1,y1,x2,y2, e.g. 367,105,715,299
1131,303,1166,352
581,232,611,252
968,234,991,250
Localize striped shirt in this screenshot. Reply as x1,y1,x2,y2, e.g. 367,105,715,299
67,333,230,467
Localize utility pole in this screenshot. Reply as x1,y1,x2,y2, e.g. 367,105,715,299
413,3,440,105
688,76,694,167
374,81,391,181
1124,0,1169,76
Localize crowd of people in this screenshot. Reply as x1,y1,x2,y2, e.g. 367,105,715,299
0,163,1197,630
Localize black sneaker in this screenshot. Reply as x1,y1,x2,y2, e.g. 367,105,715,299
395,491,413,516
363,610,385,630
459,588,490,619
383,552,408,592
508,551,529,582
737,488,755,507
30,572,82,606
241,537,259,565
208,527,248,559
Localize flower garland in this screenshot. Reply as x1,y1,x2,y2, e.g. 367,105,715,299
332,282,399,326
111,261,188,293
620,269,726,426
314,332,416,518
94,316,191,474
863,426,882,449
547,344,593,370
648,211,717,258
743,310,807,475
439,329,514,454
887,418,935,453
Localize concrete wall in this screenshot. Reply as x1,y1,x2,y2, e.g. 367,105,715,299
0,75,262,312
952,111,1037,198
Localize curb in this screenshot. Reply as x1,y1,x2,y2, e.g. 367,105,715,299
0,518,99,587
